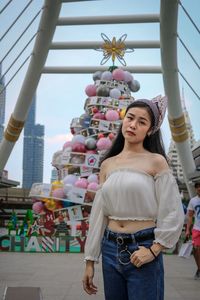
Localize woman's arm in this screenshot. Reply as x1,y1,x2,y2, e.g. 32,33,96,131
83,159,108,293
83,260,97,295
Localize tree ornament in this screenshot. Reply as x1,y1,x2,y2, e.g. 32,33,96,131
96,33,134,66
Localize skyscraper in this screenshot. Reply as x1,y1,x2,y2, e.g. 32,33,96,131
51,167,58,183
168,90,196,182
0,63,6,142
22,95,45,189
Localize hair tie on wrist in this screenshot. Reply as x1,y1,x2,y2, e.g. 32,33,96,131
149,247,157,259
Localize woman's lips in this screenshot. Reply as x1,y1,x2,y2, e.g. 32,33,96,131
126,130,136,136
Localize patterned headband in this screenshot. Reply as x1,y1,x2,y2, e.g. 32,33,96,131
133,95,168,134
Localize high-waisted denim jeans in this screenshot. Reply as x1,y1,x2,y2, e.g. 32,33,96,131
101,227,164,300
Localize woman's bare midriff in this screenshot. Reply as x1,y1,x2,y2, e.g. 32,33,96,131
107,219,156,234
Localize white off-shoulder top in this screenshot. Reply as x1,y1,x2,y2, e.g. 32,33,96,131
84,168,184,262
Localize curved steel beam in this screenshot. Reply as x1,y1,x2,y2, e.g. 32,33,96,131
160,0,196,196
0,0,62,171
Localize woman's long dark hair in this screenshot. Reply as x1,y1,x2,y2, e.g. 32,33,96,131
101,101,168,164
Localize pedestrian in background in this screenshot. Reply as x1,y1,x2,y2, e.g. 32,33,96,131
186,181,200,280
82,96,184,300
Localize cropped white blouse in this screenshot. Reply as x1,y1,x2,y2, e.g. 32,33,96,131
84,168,184,262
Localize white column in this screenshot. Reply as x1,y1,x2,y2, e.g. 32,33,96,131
160,0,196,196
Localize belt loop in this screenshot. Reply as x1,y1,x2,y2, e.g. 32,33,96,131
132,234,136,244
105,227,109,239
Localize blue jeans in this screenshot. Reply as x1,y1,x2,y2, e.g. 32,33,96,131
101,227,164,300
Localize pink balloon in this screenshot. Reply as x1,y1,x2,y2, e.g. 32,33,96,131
63,141,72,150
85,84,97,97
96,137,112,151
52,188,65,199
32,201,44,214
112,68,125,81
93,112,106,120
75,178,88,189
105,109,119,121
72,142,86,153
86,149,97,154
87,182,99,191
108,132,115,140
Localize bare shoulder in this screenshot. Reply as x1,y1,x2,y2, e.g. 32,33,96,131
100,156,116,173
99,157,116,183
151,153,169,174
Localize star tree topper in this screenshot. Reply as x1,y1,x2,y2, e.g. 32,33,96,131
96,33,134,67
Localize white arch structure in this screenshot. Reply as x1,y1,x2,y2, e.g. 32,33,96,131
0,0,196,196
0,0,62,171
160,0,196,195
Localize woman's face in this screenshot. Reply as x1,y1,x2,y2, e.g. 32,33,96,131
122,107,152,144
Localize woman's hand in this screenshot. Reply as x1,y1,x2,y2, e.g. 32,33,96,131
82,261,98,295
130,246,156,268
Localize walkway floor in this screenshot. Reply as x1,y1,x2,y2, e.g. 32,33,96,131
0,252,199,300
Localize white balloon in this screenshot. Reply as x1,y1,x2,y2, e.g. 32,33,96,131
62,174,77,185
124,71,133,83
87,174,99,183
110,88,121,99
71,134,85,145
101,71,113,81
63,183,73,196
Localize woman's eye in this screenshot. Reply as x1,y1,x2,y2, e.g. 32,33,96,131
139,120,146,125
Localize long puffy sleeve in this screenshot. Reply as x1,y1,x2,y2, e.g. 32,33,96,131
153,171,185,248
84,188,108,263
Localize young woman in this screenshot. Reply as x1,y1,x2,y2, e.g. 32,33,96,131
82,96,184,300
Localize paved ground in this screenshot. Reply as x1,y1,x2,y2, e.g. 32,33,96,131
0,252,199,300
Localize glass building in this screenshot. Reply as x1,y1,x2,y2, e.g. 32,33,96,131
22,95,45,189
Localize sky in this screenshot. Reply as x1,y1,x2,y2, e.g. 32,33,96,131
0,0,200,185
